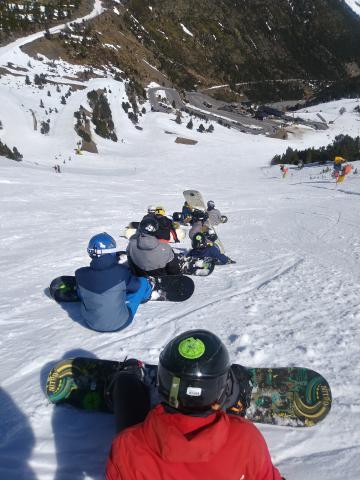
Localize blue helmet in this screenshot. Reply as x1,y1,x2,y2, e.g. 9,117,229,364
87,232,117,258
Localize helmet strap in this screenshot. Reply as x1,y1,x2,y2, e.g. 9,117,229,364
212,371,233,410
169,376,180,408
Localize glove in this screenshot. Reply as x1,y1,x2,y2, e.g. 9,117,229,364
227,259,236,264
175,239,180,243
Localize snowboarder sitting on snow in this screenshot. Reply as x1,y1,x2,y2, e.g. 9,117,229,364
106,329,283,480
127,216,181,277
188,232,236,265
188,210,220,247
145,205,179,243
206,200,227,225
181,201,193,224
75,232,152,332
189,209,210,240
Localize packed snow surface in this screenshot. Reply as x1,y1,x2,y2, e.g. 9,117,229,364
1,5,360,480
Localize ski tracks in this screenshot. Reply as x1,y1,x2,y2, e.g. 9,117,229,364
93,254,305,358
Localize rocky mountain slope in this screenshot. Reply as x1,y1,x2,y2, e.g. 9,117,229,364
3,0,360,103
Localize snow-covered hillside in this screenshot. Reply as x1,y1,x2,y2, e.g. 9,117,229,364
1,5,360,480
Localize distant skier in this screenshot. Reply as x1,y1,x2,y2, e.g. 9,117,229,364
280,164,288,179
106,329,283,480
333,156,345,178
336,163,352,184
127,217,181,277
188,233,236,265
75,232,152,332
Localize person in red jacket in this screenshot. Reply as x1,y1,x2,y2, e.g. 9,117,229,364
106,330,283,480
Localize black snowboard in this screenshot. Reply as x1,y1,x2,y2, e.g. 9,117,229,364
49,274,194,303
46,357,332,427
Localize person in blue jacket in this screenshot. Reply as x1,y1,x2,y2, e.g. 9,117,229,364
75,232,152,332
188,233,236,265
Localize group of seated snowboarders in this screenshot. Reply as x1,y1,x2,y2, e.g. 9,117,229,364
70,200,285,479
75,200,235,333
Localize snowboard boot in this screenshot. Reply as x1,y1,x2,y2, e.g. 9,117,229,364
104,358,146,411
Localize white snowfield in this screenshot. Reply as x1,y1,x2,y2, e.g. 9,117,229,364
1,7,360,480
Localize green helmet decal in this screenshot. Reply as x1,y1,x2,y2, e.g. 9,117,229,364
178,337,206,359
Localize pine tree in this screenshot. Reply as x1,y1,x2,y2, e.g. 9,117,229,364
175,112,182,124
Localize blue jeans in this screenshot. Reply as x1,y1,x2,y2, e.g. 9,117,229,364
126,277,152,320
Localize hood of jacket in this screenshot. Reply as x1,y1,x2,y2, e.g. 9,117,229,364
136,232,160,251
142,405,230,463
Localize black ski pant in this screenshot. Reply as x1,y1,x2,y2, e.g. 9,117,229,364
112,372,151,433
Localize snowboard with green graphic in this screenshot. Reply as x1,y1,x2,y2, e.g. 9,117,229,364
46,357,331,427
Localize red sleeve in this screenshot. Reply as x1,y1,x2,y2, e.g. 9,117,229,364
246,425,283,480
106,444,121,480
106,437,124,480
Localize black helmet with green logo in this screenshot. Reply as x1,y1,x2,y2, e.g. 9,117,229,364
157,329,232,413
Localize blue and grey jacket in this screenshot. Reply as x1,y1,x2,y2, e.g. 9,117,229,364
75,254,140,332
188,245,231,265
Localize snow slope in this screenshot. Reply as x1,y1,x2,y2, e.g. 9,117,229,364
1,10,360,480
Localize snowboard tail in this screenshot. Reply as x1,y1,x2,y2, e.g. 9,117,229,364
183,189,206,211
150,275,194,301
46,358,331,427
46,358,121,412
247,367,331,427
49,276,78,302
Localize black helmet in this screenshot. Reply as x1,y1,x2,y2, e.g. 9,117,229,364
157,329,232,413
192,232,207,250
207,200,215,210
139,215,159,235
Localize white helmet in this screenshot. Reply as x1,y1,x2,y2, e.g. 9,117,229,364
147,205,157,214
